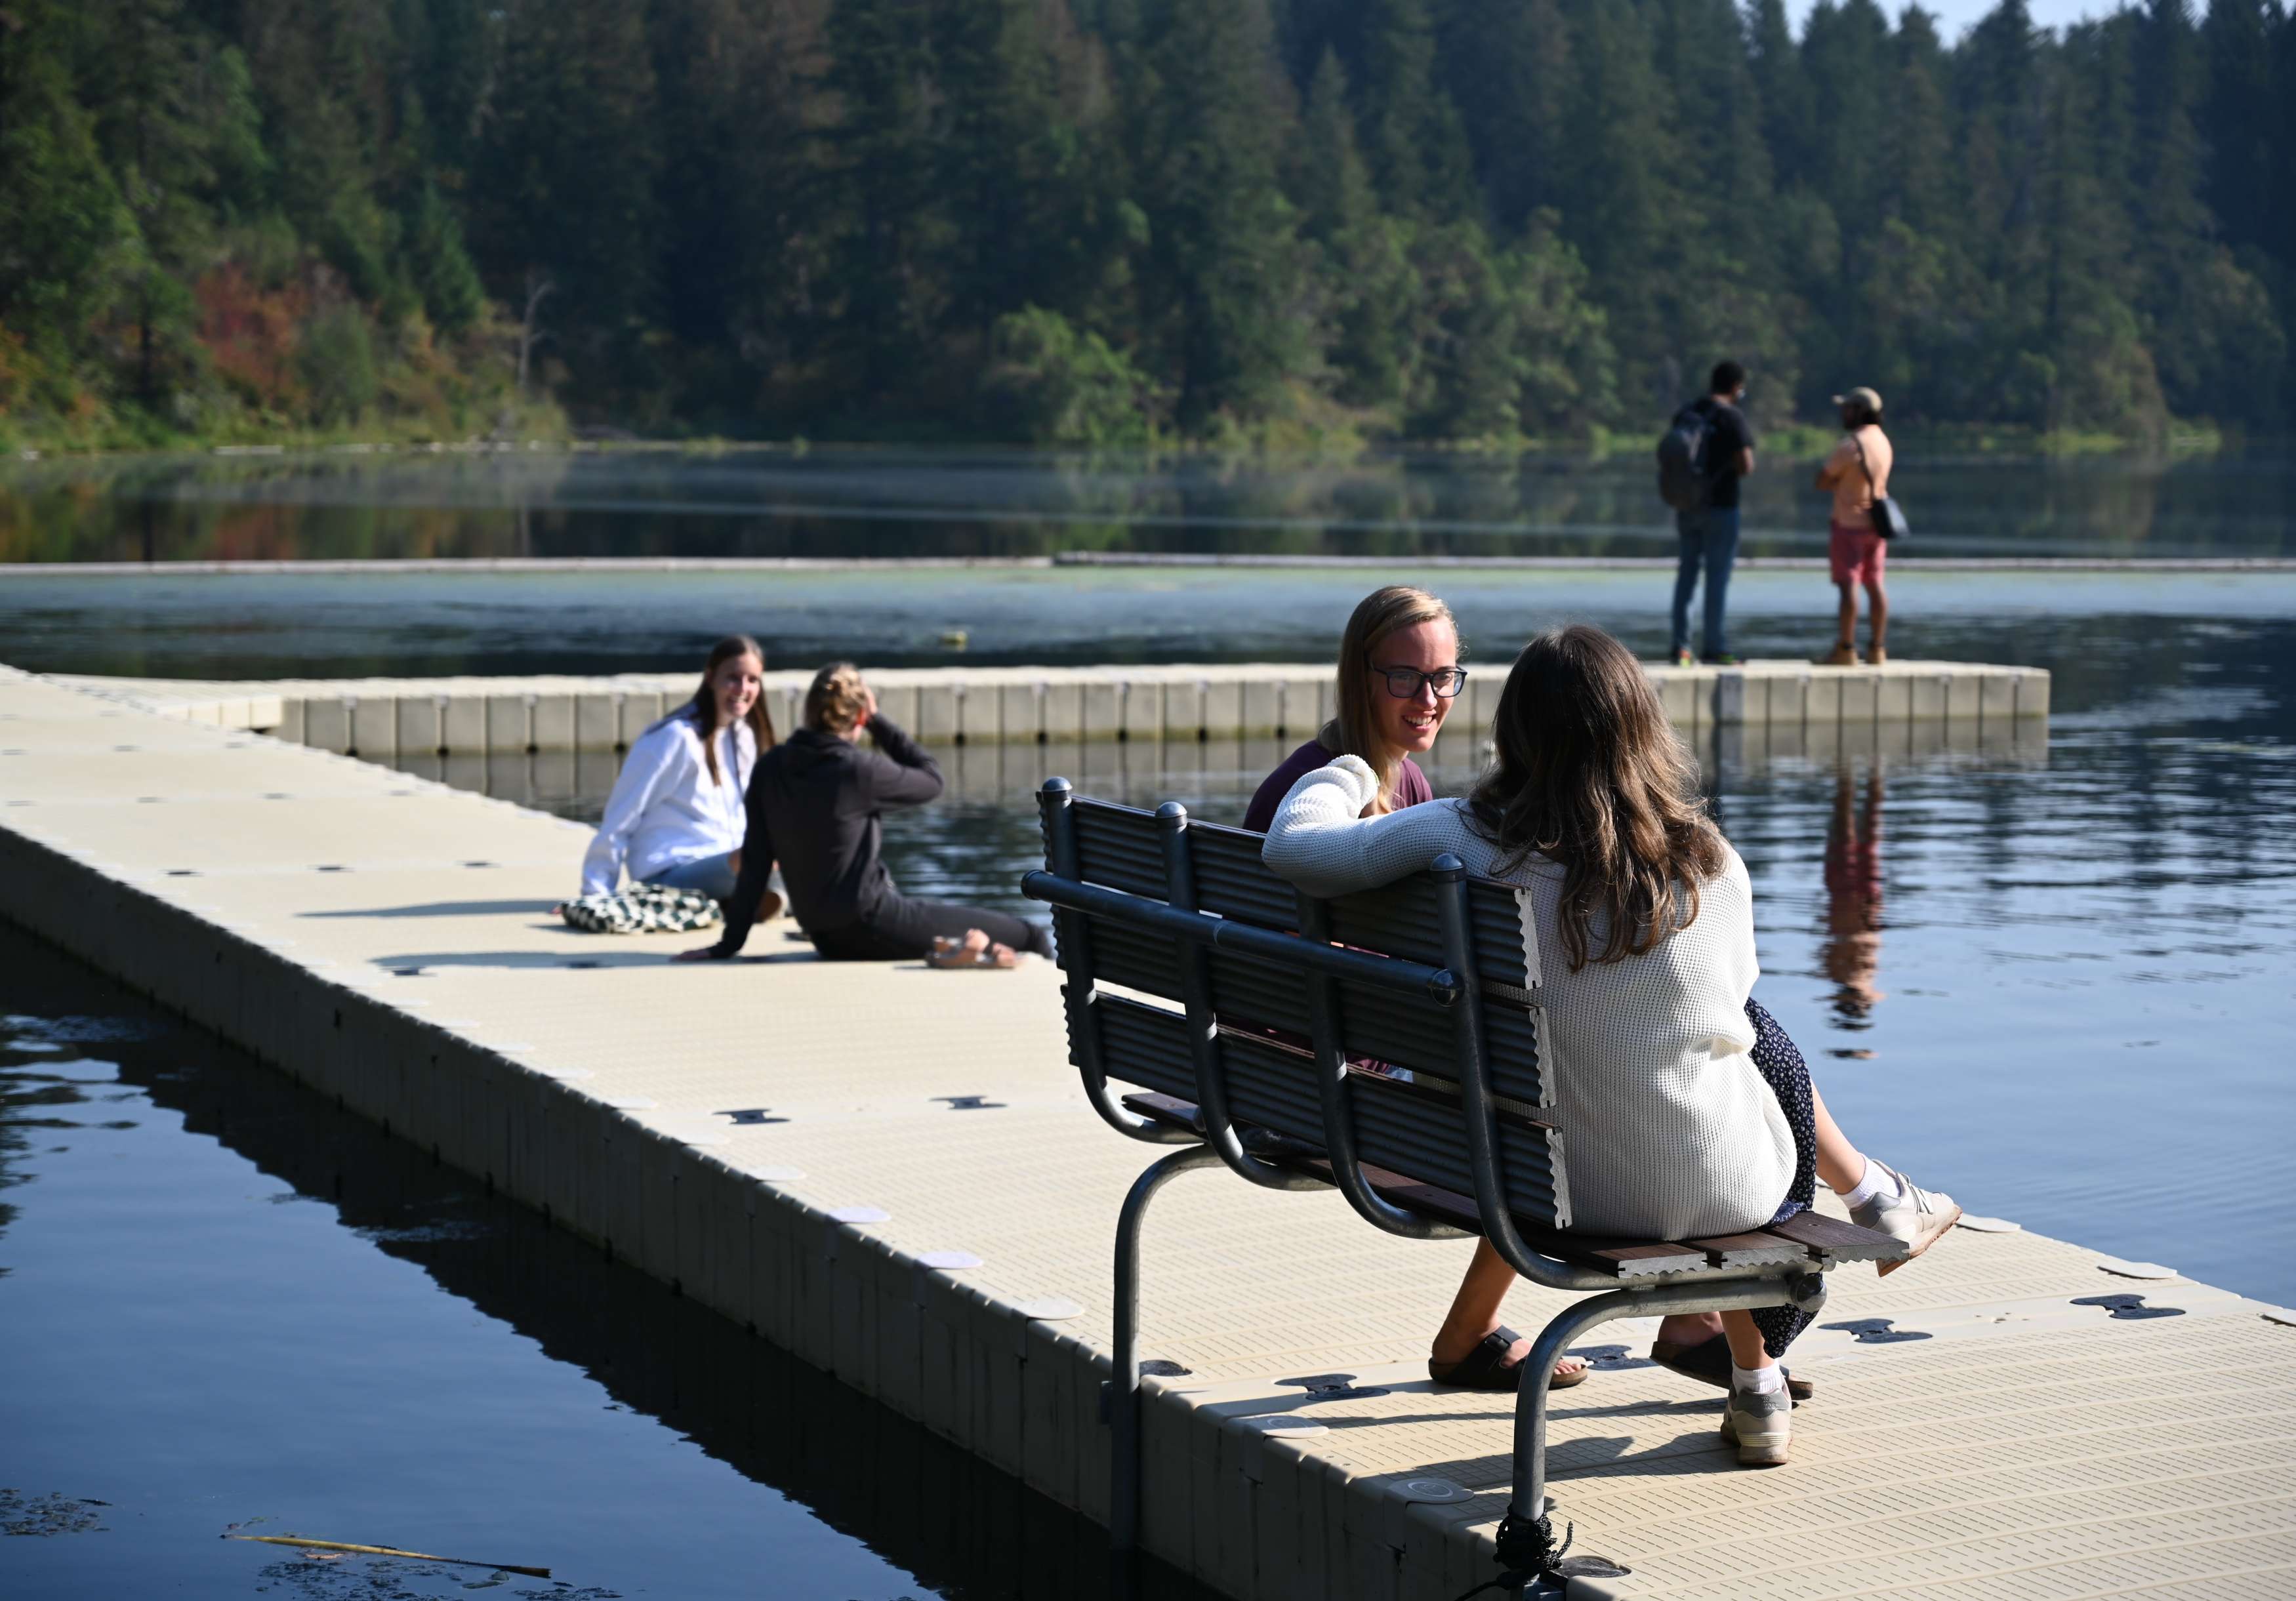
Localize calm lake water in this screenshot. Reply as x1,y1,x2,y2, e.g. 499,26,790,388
2,443,2292,566
0,925,1209,1601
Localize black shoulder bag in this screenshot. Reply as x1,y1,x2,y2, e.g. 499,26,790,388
1856,433,1909,540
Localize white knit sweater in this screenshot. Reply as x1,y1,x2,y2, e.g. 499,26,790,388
1262,755,1795,1239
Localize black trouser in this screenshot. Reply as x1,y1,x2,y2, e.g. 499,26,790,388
807,895,1054,963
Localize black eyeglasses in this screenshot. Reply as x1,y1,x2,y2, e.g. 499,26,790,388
1372,664,1468,699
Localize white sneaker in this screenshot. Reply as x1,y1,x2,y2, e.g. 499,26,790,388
1850,1160,1962,1276
1720,1384,1792,1467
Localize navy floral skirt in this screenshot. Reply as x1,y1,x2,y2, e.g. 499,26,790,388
1744,997,1819,1358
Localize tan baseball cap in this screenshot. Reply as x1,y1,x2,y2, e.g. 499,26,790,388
1832,386,1883,416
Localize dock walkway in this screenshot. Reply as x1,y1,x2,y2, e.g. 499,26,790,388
2,664,2289,1601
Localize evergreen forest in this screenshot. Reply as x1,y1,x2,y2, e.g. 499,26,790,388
3,0,2292,451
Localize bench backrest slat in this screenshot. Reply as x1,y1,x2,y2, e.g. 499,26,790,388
1042,792,1568,1233
1091,992,1563,1227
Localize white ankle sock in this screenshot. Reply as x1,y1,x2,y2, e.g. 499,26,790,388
1841,1157,1896,1211
1732,1361,1785,1396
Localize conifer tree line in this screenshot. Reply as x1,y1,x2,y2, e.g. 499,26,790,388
3,0,2291,447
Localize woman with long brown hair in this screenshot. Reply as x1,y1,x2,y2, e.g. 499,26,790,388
1265,624,1959,1467
578,635,779,912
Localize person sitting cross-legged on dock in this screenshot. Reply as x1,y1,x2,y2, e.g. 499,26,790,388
681,662,1052,967
573,634,783,918
1263,623,1960,1465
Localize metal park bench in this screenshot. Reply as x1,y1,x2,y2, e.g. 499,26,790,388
1023,779,1909,1595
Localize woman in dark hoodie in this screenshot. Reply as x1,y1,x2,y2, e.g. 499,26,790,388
680,662,1052,966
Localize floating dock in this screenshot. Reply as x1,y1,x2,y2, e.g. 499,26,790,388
5,663,2291,1601
55,659,2047,758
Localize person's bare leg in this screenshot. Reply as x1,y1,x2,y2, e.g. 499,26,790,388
1836,582,1858,651
1656,1308,1726,1348
1430,1239,1588,1379
1866,578,1889,657
1720,1308,1773,1371
1811,1082,1868,1196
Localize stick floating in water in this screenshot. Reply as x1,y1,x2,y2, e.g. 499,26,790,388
227,1534,550,1578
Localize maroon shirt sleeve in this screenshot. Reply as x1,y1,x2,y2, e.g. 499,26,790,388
1242,740,1331,833
1242,742,1434,832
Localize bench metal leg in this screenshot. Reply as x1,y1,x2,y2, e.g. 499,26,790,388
1502,1274,1828,1592
1109,1144,1223,1556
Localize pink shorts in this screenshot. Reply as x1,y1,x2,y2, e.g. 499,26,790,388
1830,523,1887,587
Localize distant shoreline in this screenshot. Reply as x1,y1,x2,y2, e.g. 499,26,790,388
8,554,2295,577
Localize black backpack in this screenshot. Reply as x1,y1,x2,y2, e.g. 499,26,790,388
1655,401,1713,511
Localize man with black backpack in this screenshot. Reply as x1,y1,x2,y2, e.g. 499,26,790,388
1656,360,1757,666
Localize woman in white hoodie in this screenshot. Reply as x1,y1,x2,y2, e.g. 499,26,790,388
577,636,780,918
1265,624,1959,1467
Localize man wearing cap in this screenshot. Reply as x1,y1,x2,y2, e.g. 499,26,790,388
1814,386,1893,666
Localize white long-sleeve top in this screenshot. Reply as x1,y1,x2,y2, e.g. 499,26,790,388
579,713,756,896
1262,755,1795,1239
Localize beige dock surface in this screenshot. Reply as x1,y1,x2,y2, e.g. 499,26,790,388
1,664,2288,1601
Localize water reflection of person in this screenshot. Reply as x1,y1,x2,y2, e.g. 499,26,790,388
1822,763,1885,1021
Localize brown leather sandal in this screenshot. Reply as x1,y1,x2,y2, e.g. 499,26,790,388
1650,1332,1813,1404
1427,1326,1589,1392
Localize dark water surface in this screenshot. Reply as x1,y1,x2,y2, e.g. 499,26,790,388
3,566,2292,682
5,445,2292,565
0,927,1208,1601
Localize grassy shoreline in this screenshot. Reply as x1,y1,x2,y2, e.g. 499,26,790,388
1,417,2238,467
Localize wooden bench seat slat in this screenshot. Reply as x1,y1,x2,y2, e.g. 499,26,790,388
1685,1230,1813,1269
1763,1209,1906,1263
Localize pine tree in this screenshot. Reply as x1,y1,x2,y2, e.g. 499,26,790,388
1799,1,1891,257
1883,8,1952,238
1353,0,1474,220
0,0,139,373
1294,49,1409,407
1435,0,1568,237
2199,0,2276,259
1126,0,1309,427
474,0,663,355
647,0,828,412
1550,0,1686,412
404,180,484,334
239,0,398,300
819,0,941,405
933,0,1072,345
1746,0,1811,195
87,0,260,403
